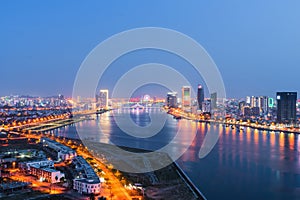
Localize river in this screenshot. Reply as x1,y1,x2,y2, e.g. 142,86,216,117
50,108,300,200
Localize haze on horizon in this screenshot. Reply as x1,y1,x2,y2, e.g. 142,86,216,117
1,1,300,98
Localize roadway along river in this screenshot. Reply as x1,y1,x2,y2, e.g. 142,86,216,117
50,108,300,200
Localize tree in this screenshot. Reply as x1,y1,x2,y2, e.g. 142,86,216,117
60,176,65,182
89,193,95,200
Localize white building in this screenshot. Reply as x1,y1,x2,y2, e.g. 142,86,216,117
19,160,64,183
30,165,65,183
182,86,191,112
97,89,109,108
73,178,101,194
41,137,77,161
72,156,101,195
19,160,54,171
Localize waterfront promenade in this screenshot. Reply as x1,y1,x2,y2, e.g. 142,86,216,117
167,107,300,134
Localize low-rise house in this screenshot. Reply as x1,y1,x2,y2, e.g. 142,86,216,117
73,178,101,194
72,156,101,195
41,137,77,161
30,164,65,183
19,160,64,183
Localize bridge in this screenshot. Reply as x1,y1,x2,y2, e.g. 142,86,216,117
120,102,164,109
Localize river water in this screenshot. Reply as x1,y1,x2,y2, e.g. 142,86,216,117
51,109,300,200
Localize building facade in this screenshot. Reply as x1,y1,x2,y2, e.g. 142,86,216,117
19,160,54,171
73,178,101,195
41,138,77,161
276,92,297,124
30,165,65,183
96,89,109,108
197,85,204,111
72,156,101,195
210,92,217,111
182,86,191,112
19,160,64,183
166,92,177,108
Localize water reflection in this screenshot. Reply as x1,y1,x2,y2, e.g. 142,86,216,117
289,133,295,151
50,109,300,200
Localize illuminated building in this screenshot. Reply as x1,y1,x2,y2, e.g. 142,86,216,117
276,92,297,124
268,98,274,108
72,156,101,195
77,96,81,103
41,138,77,161
251,107,260,116
96,89,109,108
166,92,178,108
210,92,217,111
202,100,211,113
251,96,258,108
73,178,101,195
246,96,251,104
19,160,54,171
182,86,191,112
19,160,64,183
30,165,65,183
241,106,259,117
197,84,204,110
242,106,251,116
258,96,269,114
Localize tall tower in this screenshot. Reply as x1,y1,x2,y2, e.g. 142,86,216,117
197,84,204,110
276,92,297,124
261,96,269,114
182,86,191,112
251,96,258,108
166,92,178,108
246,96,251,105
210,92,217,111
98,89,109,108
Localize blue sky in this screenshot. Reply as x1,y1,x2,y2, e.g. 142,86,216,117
1,1,300,98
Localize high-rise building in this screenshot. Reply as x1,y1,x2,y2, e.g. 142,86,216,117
202,100,211,113
276,92,297,124
210,92,217,111
251,96,258,108
197,84,204,110
76,96,81,103
166,92,178,108
246,96,251,105
58,94,64,100
263,96,269,114
268,98,274,108
238,101,246,115
242,106,252,116
258,96,269,114
182,86,191,112
97,89,109,108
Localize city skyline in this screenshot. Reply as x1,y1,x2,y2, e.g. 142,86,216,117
1,1,300,98
2,2,300,200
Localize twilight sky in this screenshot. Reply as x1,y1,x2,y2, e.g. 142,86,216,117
1,1,300,98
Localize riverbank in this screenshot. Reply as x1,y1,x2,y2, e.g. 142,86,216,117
14,110,205,199
22,118,88,133
43,135,206,199
166,108,300,134
79,139,206,200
